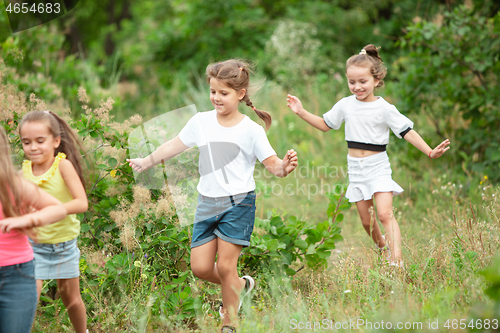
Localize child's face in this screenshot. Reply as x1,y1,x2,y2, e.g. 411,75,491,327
346,65,380,102
20,121,61,166
209,78,246,116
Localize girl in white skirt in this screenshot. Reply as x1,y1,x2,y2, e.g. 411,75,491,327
287,44,450,266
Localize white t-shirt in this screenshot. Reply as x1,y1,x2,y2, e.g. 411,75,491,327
323,95,414,145
178,110,276,197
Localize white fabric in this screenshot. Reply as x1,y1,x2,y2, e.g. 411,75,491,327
323,95,414,143
345,152,403,202
178,110,276,197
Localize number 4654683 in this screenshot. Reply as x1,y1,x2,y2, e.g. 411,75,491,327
6,2,61,14
444,319,498,330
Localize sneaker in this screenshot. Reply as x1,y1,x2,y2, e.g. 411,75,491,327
221,326,237,333
388,261,404,268
219,275,255,318
376,235,391,259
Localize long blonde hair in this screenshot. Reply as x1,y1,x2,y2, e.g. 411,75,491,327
0,127,23,218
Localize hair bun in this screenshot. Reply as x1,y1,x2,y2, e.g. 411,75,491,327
363,44,383,62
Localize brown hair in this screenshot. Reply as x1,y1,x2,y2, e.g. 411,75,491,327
346,44,387,88
0,127,24,218
206,59,272,130
19,111,86,190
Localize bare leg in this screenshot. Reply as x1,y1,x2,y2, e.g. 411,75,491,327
216,238,246,328
57,278,87,333
190,238,246,326
355,199,386,248
190,238,221,284
36,279,43,301
374,192,402,262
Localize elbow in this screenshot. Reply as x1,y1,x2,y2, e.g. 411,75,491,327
81,199,89,213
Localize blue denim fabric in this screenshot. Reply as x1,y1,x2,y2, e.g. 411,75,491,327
30,237,80,280
191,191,256,248
0,259,37,333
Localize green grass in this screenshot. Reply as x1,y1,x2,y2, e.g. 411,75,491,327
32,79,500,333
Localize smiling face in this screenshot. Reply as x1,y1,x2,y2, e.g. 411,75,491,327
346,65,380,102
209,78,246,116
20,121,60,169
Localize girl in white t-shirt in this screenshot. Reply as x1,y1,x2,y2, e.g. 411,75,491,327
128,59,297,333
287,44,450,267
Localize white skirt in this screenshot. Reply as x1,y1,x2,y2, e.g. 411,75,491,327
345,151,403,203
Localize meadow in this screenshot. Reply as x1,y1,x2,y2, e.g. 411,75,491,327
0,2,498,331
2,79,495,333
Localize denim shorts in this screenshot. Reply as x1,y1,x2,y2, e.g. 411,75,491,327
0,259,37,333
191,191,256,248
30,238,80,280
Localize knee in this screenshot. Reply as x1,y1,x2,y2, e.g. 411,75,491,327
61,293,83,309
216,261,234,279
191,262,212,280
377,209,394,224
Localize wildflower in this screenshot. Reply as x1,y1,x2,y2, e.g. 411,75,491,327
484,175,488,180
133,185,151,205
144,254,148,259
110,169,117,178
344,290,351,294
141,273,147,279
134,260,141,268
120,223,137,250
129,114,142,126
78,86,90,103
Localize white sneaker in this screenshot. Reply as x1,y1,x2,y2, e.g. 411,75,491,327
376,235,391,259
219,275,255,318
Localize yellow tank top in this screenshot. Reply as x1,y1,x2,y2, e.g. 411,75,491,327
22,152,80,244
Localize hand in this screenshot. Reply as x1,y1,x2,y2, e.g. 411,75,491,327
19,227,38,240
126,157,148,173
282,149,298,176
430,139,450,159
287,94,304,115
0,216,35,234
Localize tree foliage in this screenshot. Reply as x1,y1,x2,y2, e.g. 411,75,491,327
397,3,500,180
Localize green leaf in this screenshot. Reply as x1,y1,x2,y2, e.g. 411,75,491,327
108,158,118,168
294,239,308,249
306,244,316,255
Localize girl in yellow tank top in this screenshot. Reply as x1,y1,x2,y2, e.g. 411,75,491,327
20,110,88,333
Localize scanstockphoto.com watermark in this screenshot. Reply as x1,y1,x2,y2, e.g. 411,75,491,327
256,179,348,201
290,318,499,331
254,160,348,180
254,160,349,200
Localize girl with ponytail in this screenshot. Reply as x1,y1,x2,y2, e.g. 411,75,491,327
128,59,298,333
19,110,88,333
287,44,450,267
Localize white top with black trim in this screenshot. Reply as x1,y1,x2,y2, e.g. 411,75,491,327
323,95,413,151
179,110,276,197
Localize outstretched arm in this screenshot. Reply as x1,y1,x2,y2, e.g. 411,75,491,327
262,149,298,178
0,179,66,233
127,136,189,172
287,95,331,132
404,130,450,159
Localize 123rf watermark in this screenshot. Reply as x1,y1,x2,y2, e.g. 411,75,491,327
290,318,499,330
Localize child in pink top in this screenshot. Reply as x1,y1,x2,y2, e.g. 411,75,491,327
0,127,66,333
